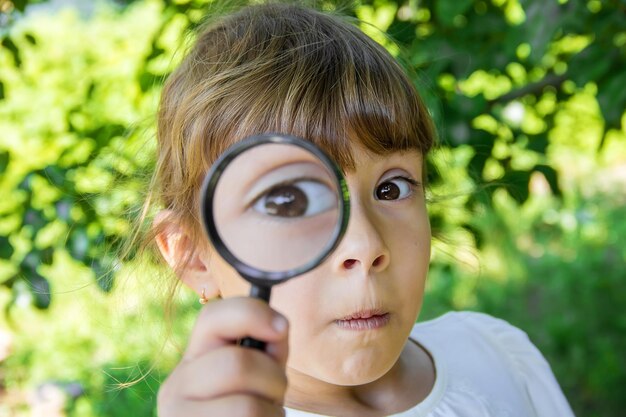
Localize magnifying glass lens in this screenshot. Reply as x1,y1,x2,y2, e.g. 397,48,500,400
213,143,341,274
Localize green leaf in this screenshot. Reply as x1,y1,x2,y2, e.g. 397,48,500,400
39,247,54,265
0,37,21,67
501,169,532,204
24,33,36,45
527,134,549,154
42,165,66,188
597,71,626,130
138,71,162,93
0,235,14,259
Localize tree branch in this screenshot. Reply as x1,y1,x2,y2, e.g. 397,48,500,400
490,73,568,104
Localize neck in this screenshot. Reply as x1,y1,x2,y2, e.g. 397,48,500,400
284,339,435,416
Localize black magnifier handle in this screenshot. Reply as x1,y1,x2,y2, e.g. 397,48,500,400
239,284,273,350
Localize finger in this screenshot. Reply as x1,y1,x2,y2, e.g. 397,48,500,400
160,395,286,417
266,336,289,367
175,345,288,403
184,297,289,361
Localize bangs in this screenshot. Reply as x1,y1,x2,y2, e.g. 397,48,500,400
257,25,434,172
187,5,434,172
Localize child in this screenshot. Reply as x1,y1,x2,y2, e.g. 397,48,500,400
145,3,576,416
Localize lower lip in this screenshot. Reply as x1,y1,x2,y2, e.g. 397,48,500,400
335,313,390,330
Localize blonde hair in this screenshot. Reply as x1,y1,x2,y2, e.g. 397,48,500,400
131,2,436,275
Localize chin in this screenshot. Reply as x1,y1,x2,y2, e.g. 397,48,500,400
320,349,397,386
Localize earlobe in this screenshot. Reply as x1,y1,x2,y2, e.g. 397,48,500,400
153,210,221,299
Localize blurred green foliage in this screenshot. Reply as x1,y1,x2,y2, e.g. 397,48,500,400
424,188,626,416
0,0,624,416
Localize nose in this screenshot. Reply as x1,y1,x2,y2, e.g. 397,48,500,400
333,199,390,275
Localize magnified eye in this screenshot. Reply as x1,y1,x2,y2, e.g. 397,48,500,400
375,177,415,201
253,180,335,218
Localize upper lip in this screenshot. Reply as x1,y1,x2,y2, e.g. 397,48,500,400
337,308,389,321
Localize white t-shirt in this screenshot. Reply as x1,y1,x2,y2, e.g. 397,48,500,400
285,311,575,417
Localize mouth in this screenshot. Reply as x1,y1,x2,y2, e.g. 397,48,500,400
335,309,391,331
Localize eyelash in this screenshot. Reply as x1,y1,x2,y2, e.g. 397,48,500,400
249,176,312,206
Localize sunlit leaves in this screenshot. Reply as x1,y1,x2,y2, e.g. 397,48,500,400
0,1,168,310
356,3,400,55
399,0,624,231
458,70,513,100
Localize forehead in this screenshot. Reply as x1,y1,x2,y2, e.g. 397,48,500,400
340,143,424,174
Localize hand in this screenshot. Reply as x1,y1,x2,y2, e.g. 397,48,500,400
157,297,289,416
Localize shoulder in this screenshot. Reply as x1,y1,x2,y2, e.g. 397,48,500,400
415,310,522,332
413,311,532,349
411,311,576,417
413,311,547,378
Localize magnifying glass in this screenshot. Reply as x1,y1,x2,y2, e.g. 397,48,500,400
200,134,350,349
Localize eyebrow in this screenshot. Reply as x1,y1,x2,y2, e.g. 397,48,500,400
213,144,316,193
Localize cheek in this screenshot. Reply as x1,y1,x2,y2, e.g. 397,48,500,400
388,206,431,268
208,255,251,297
271,272,335,352
270,274,323,326
384,208,431,313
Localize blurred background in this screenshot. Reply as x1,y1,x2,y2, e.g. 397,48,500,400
0,0,624,416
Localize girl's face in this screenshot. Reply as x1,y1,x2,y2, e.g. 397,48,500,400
208,143,431,387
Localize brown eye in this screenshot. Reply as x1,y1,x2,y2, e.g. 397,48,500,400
376,182,400,200
264,185,308,217
375,177,414,201
252,180,336,218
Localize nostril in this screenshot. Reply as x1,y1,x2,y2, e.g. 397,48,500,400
372,255,385,268
343,259,357,269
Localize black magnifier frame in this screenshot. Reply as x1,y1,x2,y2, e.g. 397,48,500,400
200,133,350,305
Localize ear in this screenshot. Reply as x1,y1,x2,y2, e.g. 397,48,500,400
153,210,220,299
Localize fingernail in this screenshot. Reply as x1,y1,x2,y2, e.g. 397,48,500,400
272,315,288,333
